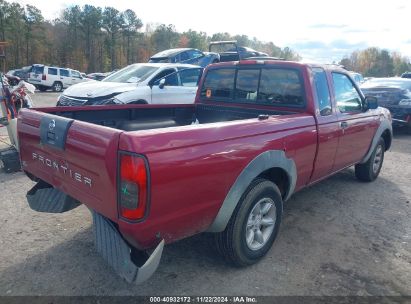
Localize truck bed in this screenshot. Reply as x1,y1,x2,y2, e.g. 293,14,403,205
34,103,296,132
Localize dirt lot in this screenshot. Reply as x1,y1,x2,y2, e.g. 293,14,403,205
0,92,410,296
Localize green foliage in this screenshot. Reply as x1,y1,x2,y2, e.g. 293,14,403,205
339,47,411,77
0,0,300,73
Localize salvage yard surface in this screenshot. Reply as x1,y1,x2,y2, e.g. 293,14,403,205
0,92,410,296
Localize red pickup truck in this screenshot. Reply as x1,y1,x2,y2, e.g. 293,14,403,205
18,60,392,284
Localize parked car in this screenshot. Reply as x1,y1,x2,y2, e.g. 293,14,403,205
57,63,202,106
401,72,411,79
349,71,364,84
18,59,392,284
209,41,268,62
149,48,219,67
6,66,31,84
361,77,411,133
86,72,109,81
28,64,90,92
227,46,268,58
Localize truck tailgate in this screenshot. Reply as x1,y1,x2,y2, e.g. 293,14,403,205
18,109,122,221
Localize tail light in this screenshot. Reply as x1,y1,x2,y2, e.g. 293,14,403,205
118,153,149,221
42,74,46,80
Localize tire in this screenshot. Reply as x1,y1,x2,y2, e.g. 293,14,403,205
38,85,48,92
52,82,63,92
214,178,283,267
355,137,385,182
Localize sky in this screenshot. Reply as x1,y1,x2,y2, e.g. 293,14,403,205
20,0,411,63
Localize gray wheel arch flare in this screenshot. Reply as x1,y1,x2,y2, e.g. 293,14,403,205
360,118,392,164
207,150,297,233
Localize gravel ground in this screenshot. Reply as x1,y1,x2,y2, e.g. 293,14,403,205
0,93,410,296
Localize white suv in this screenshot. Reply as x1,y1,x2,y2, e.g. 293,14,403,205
28,64,90,92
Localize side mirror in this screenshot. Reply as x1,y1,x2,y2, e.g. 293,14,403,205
364,96,378,111
159,78,166,89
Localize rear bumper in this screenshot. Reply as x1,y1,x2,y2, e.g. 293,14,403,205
26,182,164,284
93,211,164,284
387,107,411,127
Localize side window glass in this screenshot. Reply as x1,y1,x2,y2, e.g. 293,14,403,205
180,51,189,62
60,69,69,77
235,69,260,101
48,68,58,75
187,50,203,59
332,73,362,113
200,68,235,99
179,68,202,87
258,68,304,107
71,71,81,78
312,68,332,116
152,69,175,84
163,72,179,86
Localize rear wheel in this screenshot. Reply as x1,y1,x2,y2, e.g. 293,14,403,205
355,137,385,182
214,178,283,266
52,82,63,92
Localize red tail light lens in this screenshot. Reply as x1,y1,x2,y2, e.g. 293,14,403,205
42,74,46,80
119,154,148,221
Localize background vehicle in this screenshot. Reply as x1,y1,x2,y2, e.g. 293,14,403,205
18,60,392,284
86,72,110,81
58,63,201,106
209,41,268,62
149,48,219,67
349,71,364,84
401,72,411,79
7,66,31,83
28,64,90,92
361,77,411,133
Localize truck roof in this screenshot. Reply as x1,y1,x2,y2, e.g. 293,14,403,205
208,59,347,73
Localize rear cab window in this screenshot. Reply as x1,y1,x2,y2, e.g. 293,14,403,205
200,66,305,108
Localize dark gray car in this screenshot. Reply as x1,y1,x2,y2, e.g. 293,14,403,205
149,48,219,67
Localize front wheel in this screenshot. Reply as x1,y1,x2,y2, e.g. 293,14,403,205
214,178,283,266
355,137,385,182
52,82,63,92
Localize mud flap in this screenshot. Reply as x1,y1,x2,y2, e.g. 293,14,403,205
92,210,164,284
26,181,80,213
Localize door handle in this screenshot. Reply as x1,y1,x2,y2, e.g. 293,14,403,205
340,121,348,129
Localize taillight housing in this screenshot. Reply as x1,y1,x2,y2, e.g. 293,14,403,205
118,153,149,221
42,74,46,80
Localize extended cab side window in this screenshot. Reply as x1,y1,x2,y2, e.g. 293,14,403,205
312,68,332,116
201,68,235,99
332,73,362,113
258,68,304,107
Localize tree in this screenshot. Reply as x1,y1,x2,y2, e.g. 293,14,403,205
151,24,179,51
102,7,123,70
80,5,102,72
121,9,142,64
23,4,43,65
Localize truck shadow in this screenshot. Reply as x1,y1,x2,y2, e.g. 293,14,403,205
0,169,408,295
